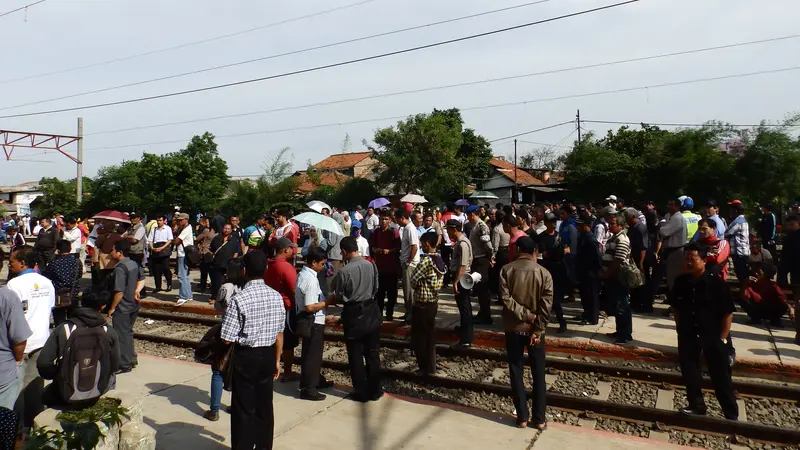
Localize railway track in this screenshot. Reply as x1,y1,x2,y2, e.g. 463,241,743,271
133,313,800,448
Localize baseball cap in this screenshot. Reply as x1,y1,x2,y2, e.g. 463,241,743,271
175,213,189,220
683,197,694,209
275,237,297,250
465,205,480,214
606,194,618,202
351,220,362,229
728,199,743,205
705,199,718,207
575,212,592,225
515,236,537,254
445,219,462,229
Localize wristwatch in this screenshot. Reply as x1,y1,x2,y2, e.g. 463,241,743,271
721,338,728,345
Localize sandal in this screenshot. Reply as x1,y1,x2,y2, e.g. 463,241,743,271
529,421,547,431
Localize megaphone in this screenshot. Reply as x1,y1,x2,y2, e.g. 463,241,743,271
459,272,482,290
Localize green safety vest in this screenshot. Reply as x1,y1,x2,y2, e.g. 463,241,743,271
681,211,700,240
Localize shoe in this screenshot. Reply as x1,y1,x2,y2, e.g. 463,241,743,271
679,407,706,416
280,372,301,383
385,315,394,322
370,390,384,401
599,311,608,319
116,367,133,375
317,380,335,389
606,331,618,338
203,410,219,422
450,342,472,349
347,393,369,403
225,406,232,414
166,286,173,292
556,324,567,334
614,338,633,345
151,288,162,294
175,299,189,306
397,314,408,322
300,392,327,401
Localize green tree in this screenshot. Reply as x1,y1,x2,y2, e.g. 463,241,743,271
329,178,379,210
735,120,800,206
84,161,143,214
38,177,94,217
371,108,490,202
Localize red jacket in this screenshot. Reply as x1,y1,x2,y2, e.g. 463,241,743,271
744,279,787,306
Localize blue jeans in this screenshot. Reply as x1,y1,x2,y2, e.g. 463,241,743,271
610,282,632,341
210,369,223,413
177,257,192,300
0,375,19,410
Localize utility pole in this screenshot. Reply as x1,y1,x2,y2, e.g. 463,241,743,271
76,117,83,203
513,139,518,204
576,109,582,146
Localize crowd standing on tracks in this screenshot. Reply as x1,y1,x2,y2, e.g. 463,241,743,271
0,192,797,447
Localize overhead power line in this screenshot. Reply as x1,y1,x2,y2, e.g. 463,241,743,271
0,0,640,119
582,119,791,128
82,34,800,137
77,63,800,153
0,0,378,84
0,0,46,18
2,0,556,110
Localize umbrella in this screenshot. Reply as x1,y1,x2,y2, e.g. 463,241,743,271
455,199,470,207
469,190,500,200
292,212,344,236
400,194,427,204
368,197,390,209
307,200,331,214
92,210,131,224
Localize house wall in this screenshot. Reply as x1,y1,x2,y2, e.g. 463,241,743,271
353,157,380,179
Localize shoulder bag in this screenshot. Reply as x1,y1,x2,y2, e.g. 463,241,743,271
617,239,645,289
219,296,243,391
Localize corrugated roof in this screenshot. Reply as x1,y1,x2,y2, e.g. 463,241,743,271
294,171,351,194
488,158,544,186
312,152,372,170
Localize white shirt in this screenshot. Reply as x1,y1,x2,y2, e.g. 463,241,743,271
176,226,194,258
365,214,379,231
148,224,174,244
295,267,325,325
356,236,370,258
32,224,42,236
8,271,56,353
64,226,82,254
400,222,420,266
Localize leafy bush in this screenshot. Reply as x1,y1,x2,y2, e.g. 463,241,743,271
25,398,129,450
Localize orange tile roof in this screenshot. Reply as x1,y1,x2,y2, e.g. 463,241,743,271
294,171,351,193
312,152,372,170
489,158,544,185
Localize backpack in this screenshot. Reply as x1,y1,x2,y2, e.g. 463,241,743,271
182,244,202,267
57,323,112,404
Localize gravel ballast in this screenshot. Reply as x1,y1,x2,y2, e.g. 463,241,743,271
744,397,800,429
548,371,599,397
668,430,730,449
594,417,649,438
608,380,657,408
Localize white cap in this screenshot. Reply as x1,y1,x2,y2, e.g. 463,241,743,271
606,194,618,202
678,195,687,202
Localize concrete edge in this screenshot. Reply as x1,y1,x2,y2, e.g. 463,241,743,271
139,299,800,379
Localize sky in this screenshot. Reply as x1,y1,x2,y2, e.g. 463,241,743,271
0,0,798,185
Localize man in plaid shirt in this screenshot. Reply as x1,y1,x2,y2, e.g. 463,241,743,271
410,233,446,375
221,250,285,450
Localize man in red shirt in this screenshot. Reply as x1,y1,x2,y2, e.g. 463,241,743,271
370,210,401,320
264,237,299,382
270,209,298,258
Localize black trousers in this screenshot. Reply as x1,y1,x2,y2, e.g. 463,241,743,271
738,297,788,323
454,286,473,344
441,246,453,286
300,323,328,395
210,267,227,300
677,332,738,420
231,345,276,450
151,256,172,291
375,272,399,318
52,307,69,327
129,253,146,294
411,302,438,374
345,329,382,400
199,262,212,290
112,310,138,370
506,333,546,426
36,250,54,272
471,256,492,319
490,248,509,295
578,277,600,324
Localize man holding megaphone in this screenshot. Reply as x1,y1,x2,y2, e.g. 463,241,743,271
446,219,474,349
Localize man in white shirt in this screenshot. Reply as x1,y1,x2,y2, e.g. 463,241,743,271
295,247,334,401
365,207,379,232
395,210,419,323
63,216,83,257
173,213,195,305
148,215,175,293
659,199,688,295
594,207,614,253
7,246,55,429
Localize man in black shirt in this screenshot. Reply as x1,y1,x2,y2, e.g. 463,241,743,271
536,213,567,333
624,208,650,312
575,212,602,325
669,242,738,420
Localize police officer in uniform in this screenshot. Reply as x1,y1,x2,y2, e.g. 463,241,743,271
669,242,738,420
680,197,701,242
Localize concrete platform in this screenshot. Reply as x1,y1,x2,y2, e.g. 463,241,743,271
111,355,688,449
136,264,800,377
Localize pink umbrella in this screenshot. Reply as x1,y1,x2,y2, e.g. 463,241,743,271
92,210,131,224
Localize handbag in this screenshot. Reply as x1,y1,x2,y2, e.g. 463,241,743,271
219,297,243,391
618,258,645,288
153,242,172,258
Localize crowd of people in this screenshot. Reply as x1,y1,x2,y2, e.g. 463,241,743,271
0,192,797,447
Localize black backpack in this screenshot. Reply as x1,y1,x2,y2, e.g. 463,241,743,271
57,323,112,404
182,244,202,267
